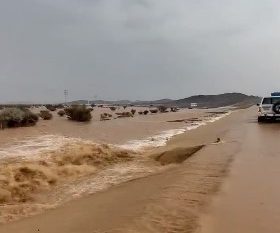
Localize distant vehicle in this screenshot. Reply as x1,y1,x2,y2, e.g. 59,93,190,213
258,94,280,122
190,103,198,108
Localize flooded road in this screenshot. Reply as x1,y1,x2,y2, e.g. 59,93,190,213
198,111,280,233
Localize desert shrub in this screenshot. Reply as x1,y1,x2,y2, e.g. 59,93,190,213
21,109,39,126
109,107,116,111
57,110,65,117
116,112,133,118
103,113,112,117
158,106,168,113
40,110,53,120
150,109,158,114
143,110,149,115
138,111,143,115
91,103,96,108
53,104,64,109
170,107,179,112
0,108,39,128
98,105,103,108
123,105,127,109
45,105,56,111
88,107,94,112
65,105,92,122
131,109,136,115
100,113,112,121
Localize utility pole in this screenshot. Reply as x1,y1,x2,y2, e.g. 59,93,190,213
64,89,68,105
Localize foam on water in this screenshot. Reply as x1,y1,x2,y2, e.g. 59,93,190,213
0,135,85,160
120,111,231,151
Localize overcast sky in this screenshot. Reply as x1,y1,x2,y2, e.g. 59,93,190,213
1,0,280,102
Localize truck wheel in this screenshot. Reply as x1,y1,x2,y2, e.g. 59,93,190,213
258,116,265,123
272,101,280,114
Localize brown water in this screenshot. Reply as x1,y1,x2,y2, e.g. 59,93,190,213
0,107,231,224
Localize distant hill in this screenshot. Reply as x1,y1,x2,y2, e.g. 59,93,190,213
172,93,260,108
68,93,260,108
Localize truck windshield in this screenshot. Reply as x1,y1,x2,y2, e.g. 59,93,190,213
262,97,280,104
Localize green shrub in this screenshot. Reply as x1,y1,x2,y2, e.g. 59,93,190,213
65,105,92,122
40,110,53,120
0,108,39,129
57,110,65,117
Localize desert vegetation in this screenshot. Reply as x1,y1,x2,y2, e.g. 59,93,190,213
57,110,65,117
150,109,158,114
65,105,92,122
45,105,56,111
158,106,168,113
100,113,112,121
170,107,179,112
39,110,53,120
131,109,136,115
143,110,149,115
109,106,116,111
116,112,133,118
0,108,39,129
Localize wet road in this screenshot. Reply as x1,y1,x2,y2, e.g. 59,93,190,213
198,109,280,233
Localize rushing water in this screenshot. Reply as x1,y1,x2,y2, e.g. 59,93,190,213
0,110,231,223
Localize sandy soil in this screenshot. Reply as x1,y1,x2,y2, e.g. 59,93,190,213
0,107,246,233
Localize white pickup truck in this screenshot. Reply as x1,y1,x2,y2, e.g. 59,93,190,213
258,95,280,122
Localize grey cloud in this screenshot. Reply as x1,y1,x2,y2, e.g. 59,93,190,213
0,0,280,102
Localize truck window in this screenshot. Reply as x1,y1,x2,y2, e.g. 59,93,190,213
271,97,280,104
262,98,271,104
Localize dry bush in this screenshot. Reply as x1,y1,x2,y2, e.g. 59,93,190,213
116,112,133,118
138,111,143,115
39,110,53,120
143,110,149,115
150,109,158,114
0,108,39,129
131,109,136,115
57,110,65,117
65,105,92,122
158,106,168,113
45,105,56,111
100,113,111,121
109,107,116,111
170,107,179,112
